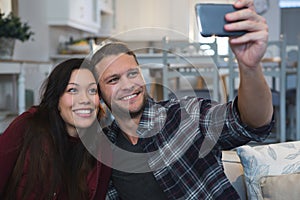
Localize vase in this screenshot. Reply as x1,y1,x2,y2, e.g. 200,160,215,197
0,37,15,60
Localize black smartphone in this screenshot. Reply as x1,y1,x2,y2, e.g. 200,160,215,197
195,3,247,37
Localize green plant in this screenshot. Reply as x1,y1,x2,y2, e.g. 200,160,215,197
0,11,34,42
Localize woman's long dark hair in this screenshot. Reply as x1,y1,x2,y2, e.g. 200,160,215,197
4,58,104,200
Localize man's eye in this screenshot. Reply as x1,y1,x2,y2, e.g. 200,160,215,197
107,77,119,84
88,88,98,95
128,71,138,78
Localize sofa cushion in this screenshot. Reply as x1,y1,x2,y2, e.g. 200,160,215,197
236,141,300,200
260,172,300,200
222,151,247,200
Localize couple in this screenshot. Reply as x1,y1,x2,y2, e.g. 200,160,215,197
0,1,274,199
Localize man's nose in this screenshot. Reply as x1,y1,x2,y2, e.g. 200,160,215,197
119,77,135,91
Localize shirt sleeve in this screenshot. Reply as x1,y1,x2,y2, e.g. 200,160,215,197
218,97,274,150
0,108,35,194
105,180,120,200
194,96,274,151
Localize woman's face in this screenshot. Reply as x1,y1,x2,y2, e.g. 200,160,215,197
58,68,100,137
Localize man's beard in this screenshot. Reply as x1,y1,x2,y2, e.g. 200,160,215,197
129,96,147,118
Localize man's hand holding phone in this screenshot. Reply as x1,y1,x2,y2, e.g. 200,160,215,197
195,3,247,37
195,0,272,131
195,0,269,68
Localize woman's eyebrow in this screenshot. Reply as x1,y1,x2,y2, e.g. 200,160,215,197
67,82,97,86
89,82,97,86
67,82,79,86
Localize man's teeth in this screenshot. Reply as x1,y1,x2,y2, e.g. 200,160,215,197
123,94,137,100
74,109,92,114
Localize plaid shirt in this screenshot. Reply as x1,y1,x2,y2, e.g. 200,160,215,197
105,96,273,200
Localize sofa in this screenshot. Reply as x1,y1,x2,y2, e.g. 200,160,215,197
222,141,300,200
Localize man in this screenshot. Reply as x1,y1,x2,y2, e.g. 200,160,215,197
91,0,274,199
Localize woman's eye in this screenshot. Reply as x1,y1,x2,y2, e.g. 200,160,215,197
67,88,78,93
88,88,98,95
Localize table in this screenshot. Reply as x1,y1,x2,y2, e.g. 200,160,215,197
137,51,300,143
227,50,300,143
137,53,228,102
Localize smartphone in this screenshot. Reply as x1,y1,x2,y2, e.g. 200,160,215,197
195,3,247,37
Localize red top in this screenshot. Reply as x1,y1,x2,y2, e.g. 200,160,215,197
0,107,111,199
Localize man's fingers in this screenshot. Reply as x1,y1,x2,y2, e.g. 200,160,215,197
229,30,268,44
225,14,267,32
234,0,255,10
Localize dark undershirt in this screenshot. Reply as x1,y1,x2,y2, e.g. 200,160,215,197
112,132,167,200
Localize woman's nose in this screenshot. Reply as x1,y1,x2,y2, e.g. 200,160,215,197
79,92,91,104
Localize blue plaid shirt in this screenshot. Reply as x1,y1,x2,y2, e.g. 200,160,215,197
104,96,273,200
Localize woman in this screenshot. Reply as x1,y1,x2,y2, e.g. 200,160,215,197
0,58,111,200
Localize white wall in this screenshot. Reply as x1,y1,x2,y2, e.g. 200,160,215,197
281,8,300,45
263,0,281,41
13,0,50,61
12,0,281,62
13,0,89,61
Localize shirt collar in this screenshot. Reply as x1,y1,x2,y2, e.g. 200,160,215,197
137,97,167,137
107,97,167,140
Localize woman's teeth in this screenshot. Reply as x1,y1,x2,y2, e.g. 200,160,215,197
74,109,92,114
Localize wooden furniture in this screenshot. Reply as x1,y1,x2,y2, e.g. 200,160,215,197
136,38,230,102
136,37,300,143
161,37,228,102
0,60,27,115
287,39,300,141
296,41,300,140
227,35,298,143
0,60,51,133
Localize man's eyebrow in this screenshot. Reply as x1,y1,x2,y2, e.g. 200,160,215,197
101,66,139,81
129,67,139,70
102,73,119,82
128,68,139,72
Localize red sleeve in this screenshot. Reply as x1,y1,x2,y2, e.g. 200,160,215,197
0,107,36,193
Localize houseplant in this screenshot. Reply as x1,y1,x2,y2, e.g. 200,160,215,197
0,11,34,59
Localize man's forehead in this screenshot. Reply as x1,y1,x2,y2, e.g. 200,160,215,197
95,55,118,68
96,54,137,71
95,54,138,78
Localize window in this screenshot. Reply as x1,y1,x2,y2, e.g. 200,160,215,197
280,0,300,8
0,0,18,14
0,0,12,13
